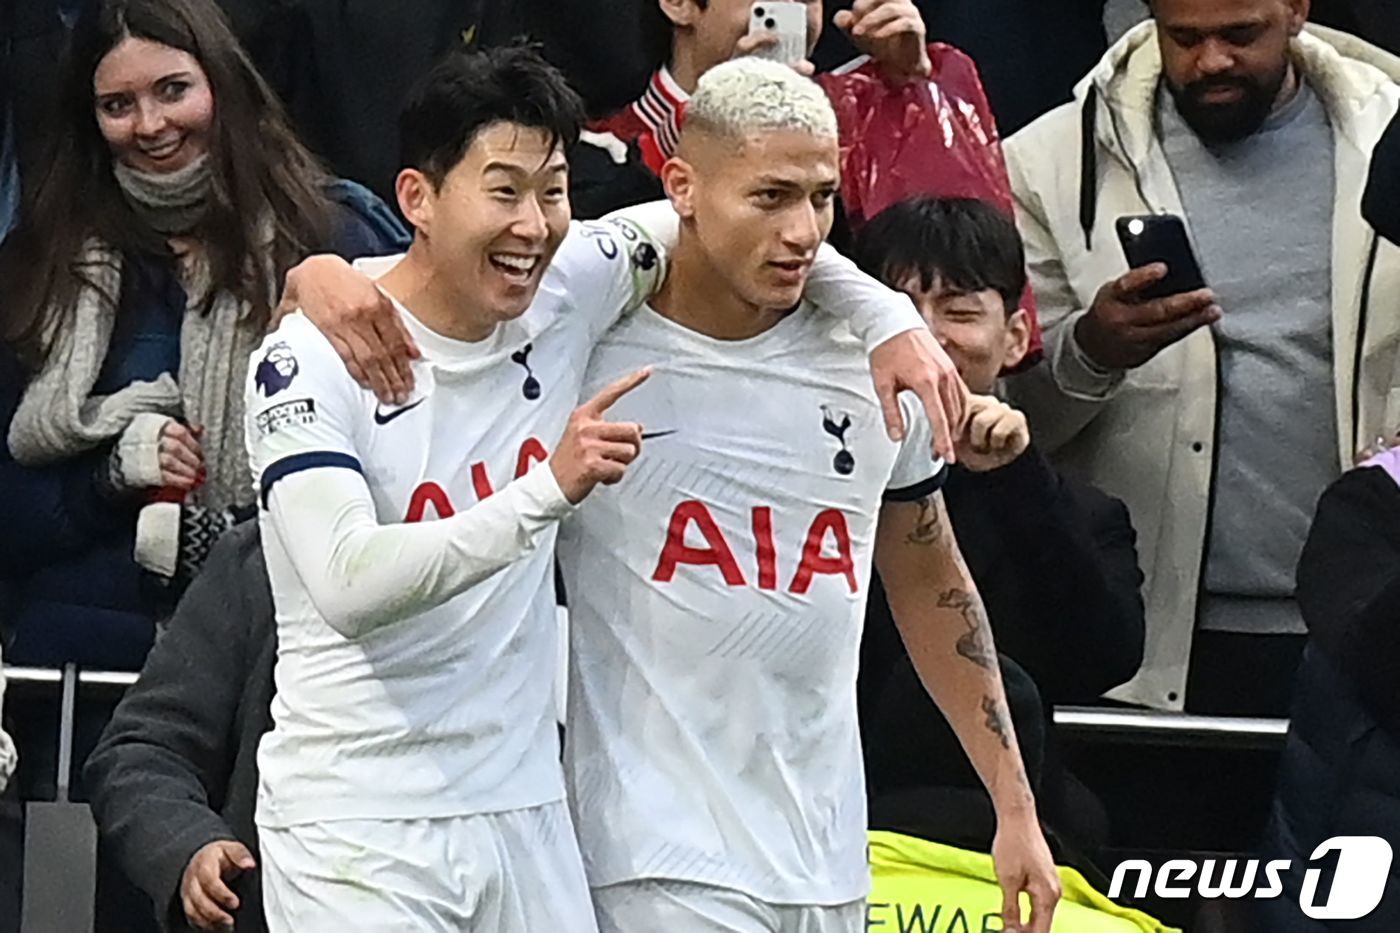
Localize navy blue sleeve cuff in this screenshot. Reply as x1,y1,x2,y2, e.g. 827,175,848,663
260,452,363,507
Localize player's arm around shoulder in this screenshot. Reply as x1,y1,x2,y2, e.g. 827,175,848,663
550,205,671,339
805,244,968,464
873,490,1062,933
276,253,421,406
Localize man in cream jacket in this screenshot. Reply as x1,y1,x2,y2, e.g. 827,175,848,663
1005,0,1400,713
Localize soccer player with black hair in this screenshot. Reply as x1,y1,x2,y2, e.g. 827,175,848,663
245,46,668,931
250,45,967,930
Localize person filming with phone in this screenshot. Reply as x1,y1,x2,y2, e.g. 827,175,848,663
593,0,930,170
1003,0,1400,717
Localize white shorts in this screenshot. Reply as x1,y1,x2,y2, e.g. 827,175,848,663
260,801,598,932
592,879,864,933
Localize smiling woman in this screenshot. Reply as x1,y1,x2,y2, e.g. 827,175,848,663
0,5,406,920
93,36,216,176
0,0,407,646
3,0,337,349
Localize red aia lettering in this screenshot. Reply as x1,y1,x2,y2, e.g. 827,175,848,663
515,438,549,477
752,506,777,591
788,509,857,594
408,437,550,518
470,462,495,502
405,482,455,523
652,501,747,586
468,437,551,502
653,502,857,593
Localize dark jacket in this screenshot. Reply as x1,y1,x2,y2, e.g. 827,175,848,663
568,136,664,222
1295,460,1400,736
0,181,405,670
860,444,1145,717
1258,461,1400,930
859,446,1141,858
1313,0,1400,56
1364,108,1400,248
1260,648,1400,931
84,523,274,933
230,0,657,206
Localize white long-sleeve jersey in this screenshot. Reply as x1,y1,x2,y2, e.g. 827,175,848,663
245,221,663,829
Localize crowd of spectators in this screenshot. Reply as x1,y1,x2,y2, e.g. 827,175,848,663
3,0,1400,930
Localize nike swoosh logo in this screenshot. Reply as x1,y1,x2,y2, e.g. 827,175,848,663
641,429,677,440
373,398,426,426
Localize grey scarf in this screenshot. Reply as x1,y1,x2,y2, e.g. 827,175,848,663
7,238,264,510
113,154,213,236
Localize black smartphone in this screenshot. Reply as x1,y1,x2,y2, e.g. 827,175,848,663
1115,214,1207,300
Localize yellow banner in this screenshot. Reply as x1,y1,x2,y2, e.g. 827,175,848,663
868,831,1180,933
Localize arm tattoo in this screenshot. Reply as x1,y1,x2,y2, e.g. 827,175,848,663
982,695,1013,751
940,588,997,671
906,495,941,546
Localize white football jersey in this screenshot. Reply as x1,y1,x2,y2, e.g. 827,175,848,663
246,219,664,829
558,303,945,904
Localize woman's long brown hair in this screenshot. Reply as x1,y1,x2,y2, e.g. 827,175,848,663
0,0,333,370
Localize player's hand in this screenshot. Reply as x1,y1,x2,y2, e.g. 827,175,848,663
991,814,1061,933
957,396,1029,473
551,369,652,504
284,254,421,405
1075,264,1221,371
158,421,205,491
733,27,815,75
180,839,256,931
836,0,931,81
870,327,968,464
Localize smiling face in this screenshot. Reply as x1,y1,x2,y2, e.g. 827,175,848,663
401,121,572,326
93,35,215,174
898,276,1030,394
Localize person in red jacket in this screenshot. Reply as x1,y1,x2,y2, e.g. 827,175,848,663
592,0,931,173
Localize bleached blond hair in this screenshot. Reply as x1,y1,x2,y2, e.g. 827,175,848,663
684,57,838,143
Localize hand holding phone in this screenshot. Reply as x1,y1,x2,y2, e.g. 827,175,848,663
746,2,809,67
1115,214,1207,300
1074,214,1221,371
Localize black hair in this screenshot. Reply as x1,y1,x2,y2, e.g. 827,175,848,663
1,0,332,368
399,44,587,189
852,197,1027,314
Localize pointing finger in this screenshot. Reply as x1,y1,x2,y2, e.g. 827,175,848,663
584,368,652,417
